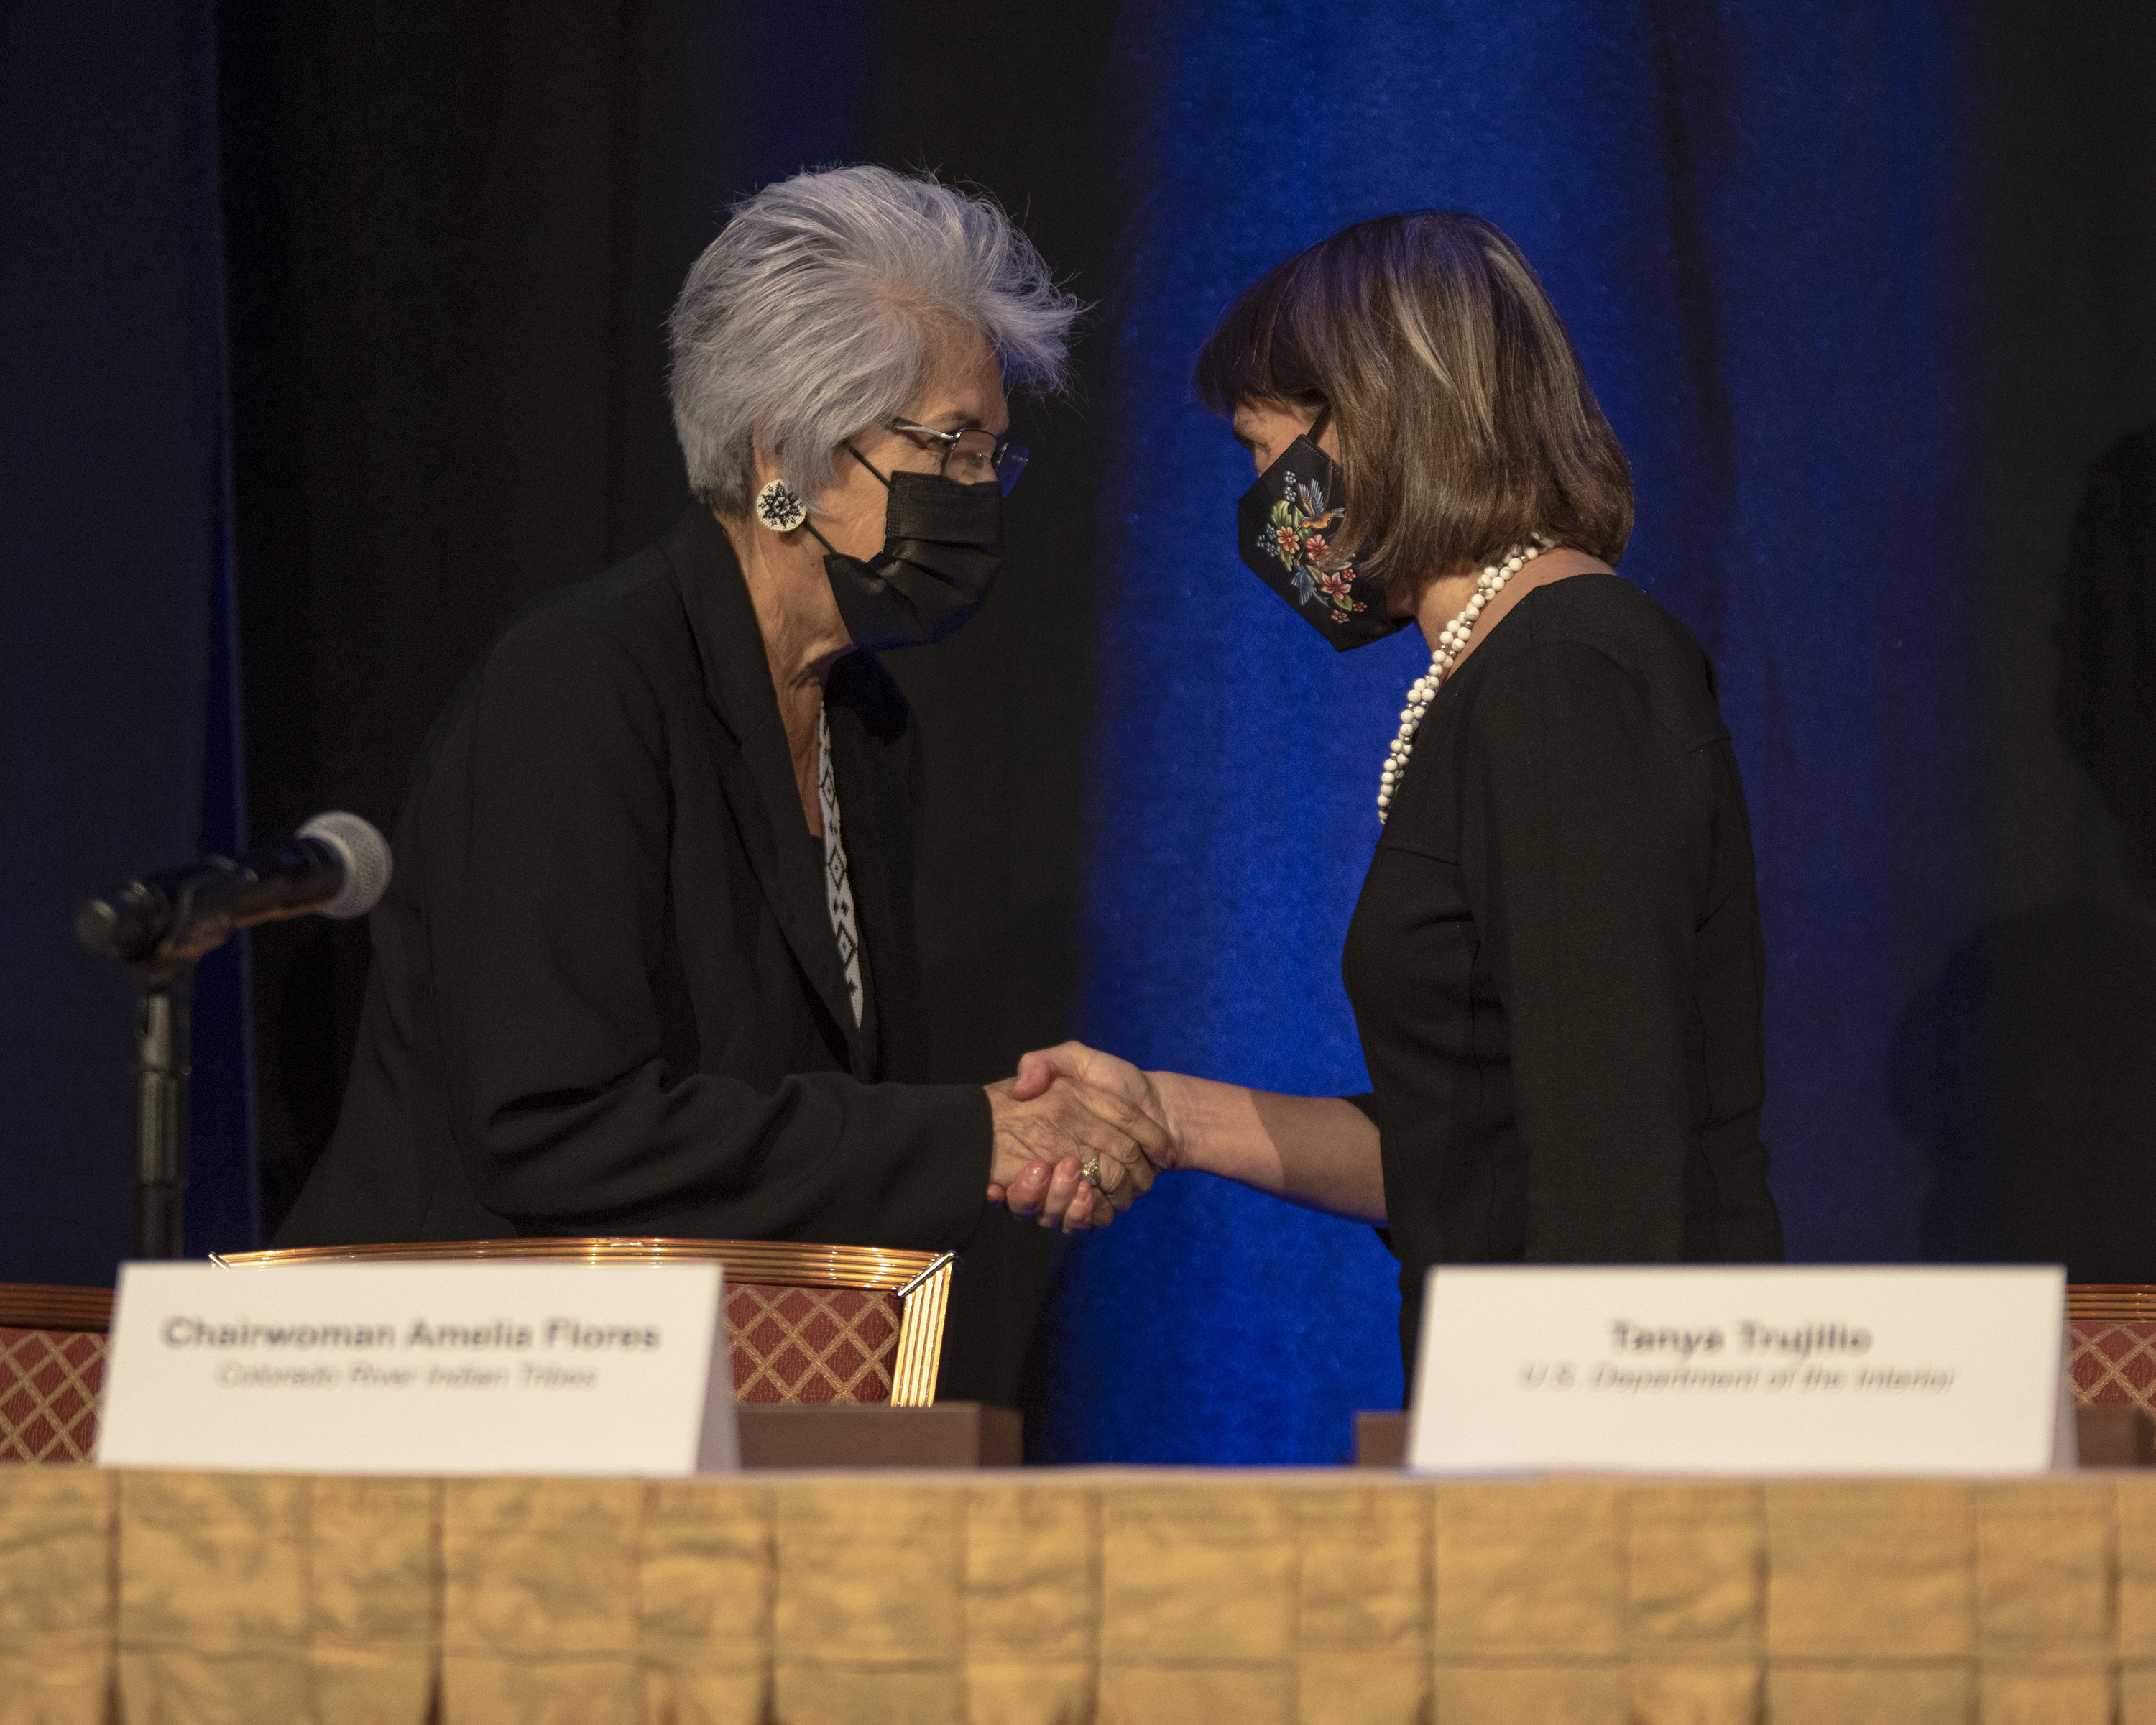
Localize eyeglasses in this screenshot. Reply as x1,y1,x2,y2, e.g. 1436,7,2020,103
885,418,1031,495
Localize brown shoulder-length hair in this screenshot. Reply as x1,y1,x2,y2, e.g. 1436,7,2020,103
1194,211,1632,595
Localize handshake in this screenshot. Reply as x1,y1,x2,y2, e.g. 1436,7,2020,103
982,1042,1176,1233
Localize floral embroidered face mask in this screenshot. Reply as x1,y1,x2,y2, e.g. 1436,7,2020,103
1236,415,1411,652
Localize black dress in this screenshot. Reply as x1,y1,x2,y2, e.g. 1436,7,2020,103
1341,574,1785,1374
275,505,992,1251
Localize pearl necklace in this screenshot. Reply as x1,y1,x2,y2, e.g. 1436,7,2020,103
1377,539,1548,822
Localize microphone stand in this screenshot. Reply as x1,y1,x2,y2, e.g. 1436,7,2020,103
132,963,193,1259
116,872,234,1261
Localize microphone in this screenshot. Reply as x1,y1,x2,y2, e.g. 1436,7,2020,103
75,811,394,967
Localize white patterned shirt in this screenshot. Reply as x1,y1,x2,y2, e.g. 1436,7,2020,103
816,706,864,1026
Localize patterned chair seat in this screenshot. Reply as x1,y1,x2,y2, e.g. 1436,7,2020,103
0,1284,113,1463
2068,1285,2156,1417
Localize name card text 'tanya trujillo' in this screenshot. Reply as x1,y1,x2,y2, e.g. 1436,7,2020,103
1409,1265,2068,1475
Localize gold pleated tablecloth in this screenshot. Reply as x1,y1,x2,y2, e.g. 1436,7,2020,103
7,1467,2156,1724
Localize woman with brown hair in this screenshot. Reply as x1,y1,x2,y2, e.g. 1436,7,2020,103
1020,211,1784,1369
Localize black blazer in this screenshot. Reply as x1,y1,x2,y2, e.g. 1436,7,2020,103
275,506,993,1251
1342,575,1784,1368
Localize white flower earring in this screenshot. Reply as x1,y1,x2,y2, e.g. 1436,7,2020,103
755,479,807,533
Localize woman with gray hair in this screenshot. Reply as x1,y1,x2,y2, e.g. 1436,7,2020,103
277,166,1160,1254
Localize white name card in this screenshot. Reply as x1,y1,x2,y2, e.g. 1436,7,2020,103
96,1261,739,1475
1409,1265,2068,1476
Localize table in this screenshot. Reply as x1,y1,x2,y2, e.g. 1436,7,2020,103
6,1466,2156,1723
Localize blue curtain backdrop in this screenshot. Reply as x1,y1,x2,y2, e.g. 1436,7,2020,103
1034,1,2156,1461
4,2,2151,1466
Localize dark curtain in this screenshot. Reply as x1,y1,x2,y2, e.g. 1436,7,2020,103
0,1,253,1280
5,1,2152,1462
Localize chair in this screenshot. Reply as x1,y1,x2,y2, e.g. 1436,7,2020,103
0,1284,114,1463
2067,1284,2156,1418
4,1240,953,1466
212,1238,957,1407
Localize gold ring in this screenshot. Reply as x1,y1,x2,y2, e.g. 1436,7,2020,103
1079,1155,1102,1189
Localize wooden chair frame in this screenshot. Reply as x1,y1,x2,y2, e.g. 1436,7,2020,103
2069,1285,2156,1325
211,1238,957,1406
0,1285,114,1333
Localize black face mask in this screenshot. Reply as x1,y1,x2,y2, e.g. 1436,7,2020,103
1237,431,1409,652
808,450,1003,653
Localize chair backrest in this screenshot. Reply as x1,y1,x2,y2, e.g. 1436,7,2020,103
213,1238,957,1407
2068,1284,2156,1418
0,1284,114,1463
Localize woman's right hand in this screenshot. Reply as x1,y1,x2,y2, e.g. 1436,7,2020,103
983,1073,1166,1233
1010,1042,1181,1169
